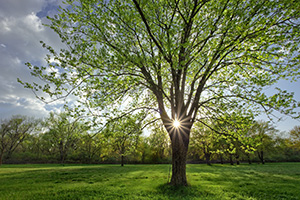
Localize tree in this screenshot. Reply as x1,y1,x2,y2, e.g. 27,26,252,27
250,120,278,164
270,135,292,162
199,111,258,165
77,132,106,163
19,0,300,185
288,126,300,151
135,136,151,164
0,116,37,165
148,123,170,163
105,115,143,166
43,112,88,163
282,126,300,161
190,122,217,165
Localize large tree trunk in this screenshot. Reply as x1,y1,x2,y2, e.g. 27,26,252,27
169,127,190,186
161,107,192,186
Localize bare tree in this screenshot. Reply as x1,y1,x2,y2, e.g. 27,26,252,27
0,116,37,165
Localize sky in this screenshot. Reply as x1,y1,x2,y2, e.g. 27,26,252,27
0,0,299,133
0,0,66,119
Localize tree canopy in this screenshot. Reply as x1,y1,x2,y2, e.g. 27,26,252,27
0,115,38,165
19,0,300,185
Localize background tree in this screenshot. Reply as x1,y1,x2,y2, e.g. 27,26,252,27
43,112,88,164
136,136,151,164
269,134,290,162
288,126,300,151
77,132,106,163
190,122,218,165
280,126,300,161
239,131,258,165
148,123,170,163
202,111,257,164
10,132,43,163
105,115,143,166
249,121,278,164
0,116,37,165
20,0,300,185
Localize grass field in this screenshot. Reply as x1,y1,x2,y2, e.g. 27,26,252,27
0,163,299,200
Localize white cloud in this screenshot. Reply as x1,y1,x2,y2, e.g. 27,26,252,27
0,0,66,120
23,12,45,32
0,17,12,33
49,56,61,65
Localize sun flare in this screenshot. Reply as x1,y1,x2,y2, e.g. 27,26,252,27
173,119,181,128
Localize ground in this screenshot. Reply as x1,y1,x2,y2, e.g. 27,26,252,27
0,163,299,199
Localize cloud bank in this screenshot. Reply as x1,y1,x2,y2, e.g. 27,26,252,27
0,0,65,119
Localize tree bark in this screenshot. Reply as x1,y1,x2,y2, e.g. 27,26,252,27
257,151,264,164
235,154,240,165
229,154,234,165
220,154,224,164
160,101,192,186
169,127,190,186
205,153,211,166
259,151,265,164
121,155,124,167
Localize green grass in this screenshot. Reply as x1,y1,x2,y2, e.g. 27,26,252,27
0,163,299,200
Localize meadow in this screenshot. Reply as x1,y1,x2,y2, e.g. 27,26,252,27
0,163,299,200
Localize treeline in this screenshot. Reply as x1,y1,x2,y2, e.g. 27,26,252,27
1,113,299,165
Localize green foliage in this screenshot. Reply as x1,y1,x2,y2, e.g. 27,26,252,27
19,0,300,127
190,113,258,164
104,114,144,165
42,112,89,163
249,121,278,160
3,119,300,164
19,0,300,185
288,126,300,151
75,132,107,163
0,116,38,165
147,123,171,163
190,123,218,164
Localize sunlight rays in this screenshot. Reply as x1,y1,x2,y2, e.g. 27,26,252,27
173,119,181,128
165,115,192,140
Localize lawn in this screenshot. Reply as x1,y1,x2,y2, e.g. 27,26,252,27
0,163,299,200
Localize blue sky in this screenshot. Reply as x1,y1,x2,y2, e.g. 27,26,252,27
0,0,299,133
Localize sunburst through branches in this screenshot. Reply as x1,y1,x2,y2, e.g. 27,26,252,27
173,119,181,128
167,115,191,135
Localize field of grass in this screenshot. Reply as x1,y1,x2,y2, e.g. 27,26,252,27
0,163,299,200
